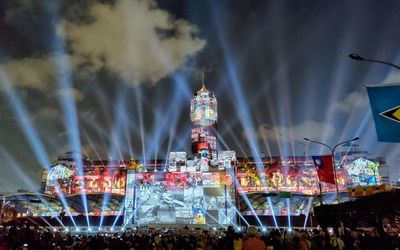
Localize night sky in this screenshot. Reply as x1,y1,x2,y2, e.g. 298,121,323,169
0,0,400,192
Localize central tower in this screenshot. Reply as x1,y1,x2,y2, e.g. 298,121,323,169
190,82,218,162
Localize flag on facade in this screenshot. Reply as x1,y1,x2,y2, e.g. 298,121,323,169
312,155,335,184
366,83,400,142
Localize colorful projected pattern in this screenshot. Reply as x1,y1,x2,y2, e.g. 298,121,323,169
124,170,136,224
191,126,217,160
168,152,187,172
133,171,235,225
217,151,236,170
45,163,127,195
242,195,313,216
45,164,74,194
190,90,217,127
190,87,218,160
345,158,380,187
236,157,380,195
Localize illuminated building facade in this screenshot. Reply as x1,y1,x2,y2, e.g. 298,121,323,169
121,83,236,226
6,84,384,228
190,84,218,167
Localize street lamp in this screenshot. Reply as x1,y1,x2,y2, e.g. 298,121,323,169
304,137,359,199
348,53,400,70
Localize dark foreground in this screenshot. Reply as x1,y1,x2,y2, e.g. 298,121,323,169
0,225,399,250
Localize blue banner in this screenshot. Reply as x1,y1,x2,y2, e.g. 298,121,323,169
366,84,400,142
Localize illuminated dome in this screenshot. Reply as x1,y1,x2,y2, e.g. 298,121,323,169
190,84,218,126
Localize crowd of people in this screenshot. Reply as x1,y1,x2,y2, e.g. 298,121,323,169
0,224,399,250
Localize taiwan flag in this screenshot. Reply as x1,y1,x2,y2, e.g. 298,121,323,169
312,155,335,184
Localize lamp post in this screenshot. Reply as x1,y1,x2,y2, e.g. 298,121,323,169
304,137,359,199
349,53,400,70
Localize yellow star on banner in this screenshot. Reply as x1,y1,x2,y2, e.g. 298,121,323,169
380,105,400,123
393,108,400,120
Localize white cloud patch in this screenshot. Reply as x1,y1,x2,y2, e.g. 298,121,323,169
383,70,400,84
255,120,335,144
57,87,85,102
0,53,84,92
33,107,60,120
0,55,60,90
330,91,369,113
331,70,400,114
60,0,205,85
0,0,205,89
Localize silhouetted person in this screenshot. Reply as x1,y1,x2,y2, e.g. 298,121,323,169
243,226,267,250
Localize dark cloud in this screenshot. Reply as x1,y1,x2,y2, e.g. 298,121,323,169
0,0,58,59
